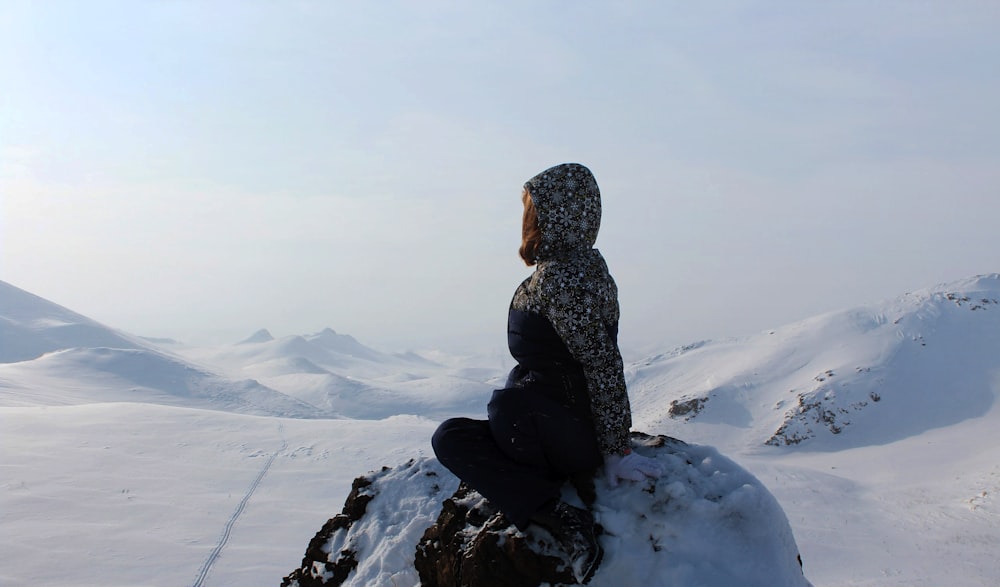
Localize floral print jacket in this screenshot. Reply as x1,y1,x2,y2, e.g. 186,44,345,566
511,163,632,456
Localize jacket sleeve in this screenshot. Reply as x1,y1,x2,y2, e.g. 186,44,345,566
536,264,632,456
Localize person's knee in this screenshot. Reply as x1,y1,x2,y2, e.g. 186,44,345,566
432,419,457,456
432,417,476,463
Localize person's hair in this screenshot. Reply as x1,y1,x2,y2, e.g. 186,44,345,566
519,188,541,266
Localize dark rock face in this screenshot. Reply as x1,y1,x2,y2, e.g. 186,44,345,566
281,468,591,587
414,483,583,587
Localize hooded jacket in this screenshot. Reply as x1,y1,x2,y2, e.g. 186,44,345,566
506,163,632,456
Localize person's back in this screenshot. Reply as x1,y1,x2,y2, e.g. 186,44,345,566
432,163,663,584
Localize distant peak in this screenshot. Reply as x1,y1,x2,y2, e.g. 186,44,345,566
312,328,357,343
239,329,274,344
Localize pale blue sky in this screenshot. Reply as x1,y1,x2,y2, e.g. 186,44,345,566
3,1,999,354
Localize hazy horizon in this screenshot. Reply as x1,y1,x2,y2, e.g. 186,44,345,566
3,1,999,354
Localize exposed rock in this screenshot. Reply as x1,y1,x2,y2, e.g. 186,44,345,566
413,483,585,586
669,395,708,420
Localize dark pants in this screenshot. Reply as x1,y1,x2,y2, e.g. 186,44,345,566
432,387,601,529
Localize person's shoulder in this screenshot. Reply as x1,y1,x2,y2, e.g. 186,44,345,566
536,253,609,290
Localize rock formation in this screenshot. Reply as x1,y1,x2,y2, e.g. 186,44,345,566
282,433,811,587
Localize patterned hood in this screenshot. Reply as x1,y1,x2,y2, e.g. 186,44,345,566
523,163,602,262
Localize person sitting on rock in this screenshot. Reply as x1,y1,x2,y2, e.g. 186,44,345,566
432,162,664,584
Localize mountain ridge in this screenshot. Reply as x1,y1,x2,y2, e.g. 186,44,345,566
3,274,998,447
0,280,148,363
628,273,1000,451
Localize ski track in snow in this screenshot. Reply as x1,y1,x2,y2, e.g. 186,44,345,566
191,424,287,587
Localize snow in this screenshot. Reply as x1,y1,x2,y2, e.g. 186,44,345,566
591,440,807,586
0,402,435,586
2,275,999,586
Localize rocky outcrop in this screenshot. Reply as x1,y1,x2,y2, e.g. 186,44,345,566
281,475,376,586
413,482,586,586
281,459,459,587
282,433,811,587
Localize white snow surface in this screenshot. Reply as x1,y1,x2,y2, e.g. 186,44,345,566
2,274,999,586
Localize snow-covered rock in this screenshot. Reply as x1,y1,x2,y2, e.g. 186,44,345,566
282,433,811,587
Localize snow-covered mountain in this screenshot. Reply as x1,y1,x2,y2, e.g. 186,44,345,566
628,273,1000,452
1,275,998,586
0,280,491,419
174,326,496,420
0,280,149,363
0,281,323,417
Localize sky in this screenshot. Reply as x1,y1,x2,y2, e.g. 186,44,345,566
2,0,999,355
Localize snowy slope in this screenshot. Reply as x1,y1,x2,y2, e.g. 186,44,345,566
739,405,1000,585
0,280,148,363
0,346,323,417
628,273,1000,452
0,280,322,418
